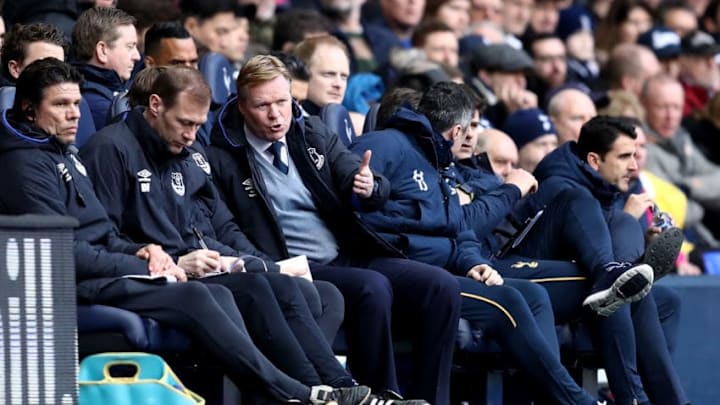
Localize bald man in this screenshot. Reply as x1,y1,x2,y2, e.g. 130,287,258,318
484,128,519,179
547,88,597,144
607,44,662,96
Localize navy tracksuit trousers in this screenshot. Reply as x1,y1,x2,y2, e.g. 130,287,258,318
311,257,462,405
502,187,688,405
96,278,313,403
199,272,352,388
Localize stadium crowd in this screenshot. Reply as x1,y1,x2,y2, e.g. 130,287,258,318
1,0,718,403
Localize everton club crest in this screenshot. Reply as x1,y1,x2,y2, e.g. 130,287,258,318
171,172,185,196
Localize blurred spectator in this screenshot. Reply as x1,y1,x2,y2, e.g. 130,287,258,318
556,6,599,89
546,85,597,143
687,0,712,16
658,0,698,38
2,0,80,39
484,127,519,179
599,89,646,121
701,0,720,40
678,30,720,117
0,23,66,86
501,0,533,38
641,74,720,239
469,0,502,26
637,26,682,78
225,9,251,65
607,43,662,96
526,33,567,104
683,90,720,165
411,19,459,67
71,7,140,129
424,0,471,37
527,0,560,35
272,10,332,52
465,20,505,44
144,22,199,68
116,0,180,53
502,107,558,172
181,0,237,57
466,43,537,126
595,0,654,65
377,0,426,46
317,0,400,73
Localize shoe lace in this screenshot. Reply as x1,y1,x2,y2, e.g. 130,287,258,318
604,261,630,272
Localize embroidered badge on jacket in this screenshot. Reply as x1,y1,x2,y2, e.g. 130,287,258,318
171,172,185,196
413,169,428,191
242,178,257,198
192,152,211,175
70,154,87,176
57,163,72,183
308,147,325,170
137,169,152,193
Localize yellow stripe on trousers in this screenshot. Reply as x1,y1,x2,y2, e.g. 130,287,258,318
460,292,518,328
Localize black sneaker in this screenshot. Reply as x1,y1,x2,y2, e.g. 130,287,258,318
310,385,371,405
644,226,683,281
583,262,653,316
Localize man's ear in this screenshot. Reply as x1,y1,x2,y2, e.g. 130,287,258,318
7,60,21,80
148,94,163,116
587,151,601,170
95,41,109,65
144,55,156,68
184,17,199,37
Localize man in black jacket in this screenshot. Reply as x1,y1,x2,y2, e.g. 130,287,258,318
81,66,403,397
71,7,140,129
206,54,462,405
0,57,378,405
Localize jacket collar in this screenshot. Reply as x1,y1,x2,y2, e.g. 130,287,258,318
211,96,306,151
73,63,126,92
125,109,188,162
535,141,619,203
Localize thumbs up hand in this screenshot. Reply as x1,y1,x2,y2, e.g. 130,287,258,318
353,150,374,198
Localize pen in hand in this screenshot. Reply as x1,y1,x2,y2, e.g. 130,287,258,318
192,226,209,250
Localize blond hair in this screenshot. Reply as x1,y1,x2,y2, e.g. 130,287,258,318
236,54,292,100
599,90,646,121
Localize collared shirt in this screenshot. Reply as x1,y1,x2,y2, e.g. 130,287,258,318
244,124,288,168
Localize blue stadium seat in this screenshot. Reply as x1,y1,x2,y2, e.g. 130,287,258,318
319,103,357,146
198,52,236,108
0,86,16,110
362,103,380,134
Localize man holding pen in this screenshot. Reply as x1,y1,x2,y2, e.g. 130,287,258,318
80,66,385,397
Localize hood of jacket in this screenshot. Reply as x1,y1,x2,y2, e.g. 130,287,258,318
73,62,126,93
383,106,455,168
533,141,620,205
0,109,66,154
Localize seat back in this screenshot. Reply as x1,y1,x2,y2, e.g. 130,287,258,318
0,86,16,111
108,90,130,120
75,98,97,148
362,103,380,134
198,52,236,108
319,103,357,146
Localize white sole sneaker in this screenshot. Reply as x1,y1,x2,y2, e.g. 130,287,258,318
583,264,654,316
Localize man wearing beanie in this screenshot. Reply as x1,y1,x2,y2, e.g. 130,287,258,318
503,108,558,172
